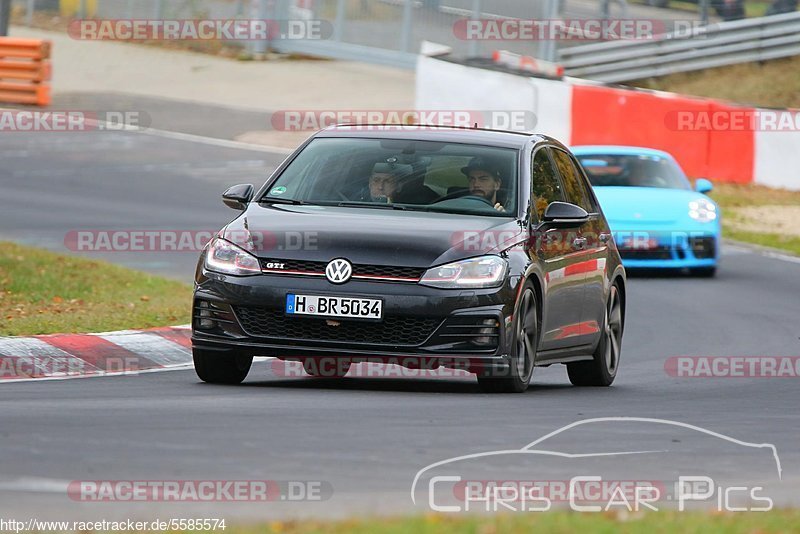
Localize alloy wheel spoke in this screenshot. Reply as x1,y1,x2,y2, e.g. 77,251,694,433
609,330,620,371
609,302,622,330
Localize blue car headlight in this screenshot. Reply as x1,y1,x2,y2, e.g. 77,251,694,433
688,199,718,223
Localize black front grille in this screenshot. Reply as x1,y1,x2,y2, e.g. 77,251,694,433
356,265,425,279
619,246,673,261
259,259,424,280
234,307,441,346
690,237,716,259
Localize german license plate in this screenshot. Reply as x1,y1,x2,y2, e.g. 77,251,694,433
285,294,383,320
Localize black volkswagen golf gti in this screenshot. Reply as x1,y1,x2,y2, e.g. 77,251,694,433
192,125,626,392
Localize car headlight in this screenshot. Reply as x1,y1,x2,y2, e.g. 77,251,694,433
688,198,718,223
204,237,261,276
419,256,507,289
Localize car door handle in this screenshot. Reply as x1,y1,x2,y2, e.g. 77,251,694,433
572,237,588,250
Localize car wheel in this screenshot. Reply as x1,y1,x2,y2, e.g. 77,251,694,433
477,286,537,393
193,349,253,384
567,283,623,387
303,358,351,378
690,267,716,278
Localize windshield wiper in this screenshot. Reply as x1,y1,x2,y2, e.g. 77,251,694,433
337,202,408,210
260,197,309,205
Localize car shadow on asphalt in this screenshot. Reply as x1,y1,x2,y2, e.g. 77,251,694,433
233,377,576,395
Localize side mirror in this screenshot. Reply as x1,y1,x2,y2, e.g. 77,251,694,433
541,201,589,227
695,178,713,193
222,184,254,210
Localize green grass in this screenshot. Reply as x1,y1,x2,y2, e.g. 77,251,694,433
223,510,800,533
0,242,191,336
707,182,800,256
631,55,800,109
722,228,800,256
708,182,800,208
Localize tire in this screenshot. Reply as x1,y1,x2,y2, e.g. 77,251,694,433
690,267,716,278
477,286,538,393
193,348,252,384
303,358,351,378
568,283,623,387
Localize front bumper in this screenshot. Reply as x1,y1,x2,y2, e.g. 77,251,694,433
191,269,520,371
616,231,719,269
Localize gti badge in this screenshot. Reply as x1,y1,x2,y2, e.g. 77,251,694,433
325,258,353,284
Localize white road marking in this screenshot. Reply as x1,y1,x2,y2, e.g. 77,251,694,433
0,363,194,384
96,332,192,367
101,118,294,155
761,250,800,264
723,240,800,264
0,477,71,494
0,338,101,377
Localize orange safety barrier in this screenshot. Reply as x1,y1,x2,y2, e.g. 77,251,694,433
704,101,755,184
571,84,756,184
0,38,52,106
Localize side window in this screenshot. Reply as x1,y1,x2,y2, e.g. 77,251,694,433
551,148,594,212
531,148,564,220
570,153,600,212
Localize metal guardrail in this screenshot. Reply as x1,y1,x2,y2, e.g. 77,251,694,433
559,11,800,82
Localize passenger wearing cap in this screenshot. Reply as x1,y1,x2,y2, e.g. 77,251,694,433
462,157,505,212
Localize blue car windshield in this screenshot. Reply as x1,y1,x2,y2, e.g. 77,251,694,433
260,138,519,217
577,154,691,190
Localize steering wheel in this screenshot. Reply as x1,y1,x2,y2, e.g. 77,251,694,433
432,189,493,206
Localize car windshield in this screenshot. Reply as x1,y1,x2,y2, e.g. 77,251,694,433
576,153,691,190
260,137,519,217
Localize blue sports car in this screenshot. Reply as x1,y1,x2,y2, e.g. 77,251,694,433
572,146,720,277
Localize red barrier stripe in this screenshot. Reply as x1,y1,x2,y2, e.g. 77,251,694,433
40,334,160,371
147,327,193,349
704,101,755,184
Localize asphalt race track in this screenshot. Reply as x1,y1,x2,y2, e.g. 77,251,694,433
1,126,799,521
0,128,288,280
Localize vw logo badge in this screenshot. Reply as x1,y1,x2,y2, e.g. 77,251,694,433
325,258,353,284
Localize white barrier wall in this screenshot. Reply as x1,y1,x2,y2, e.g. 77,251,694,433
417,55,800,190
416,55,571,142
754,128,800,190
